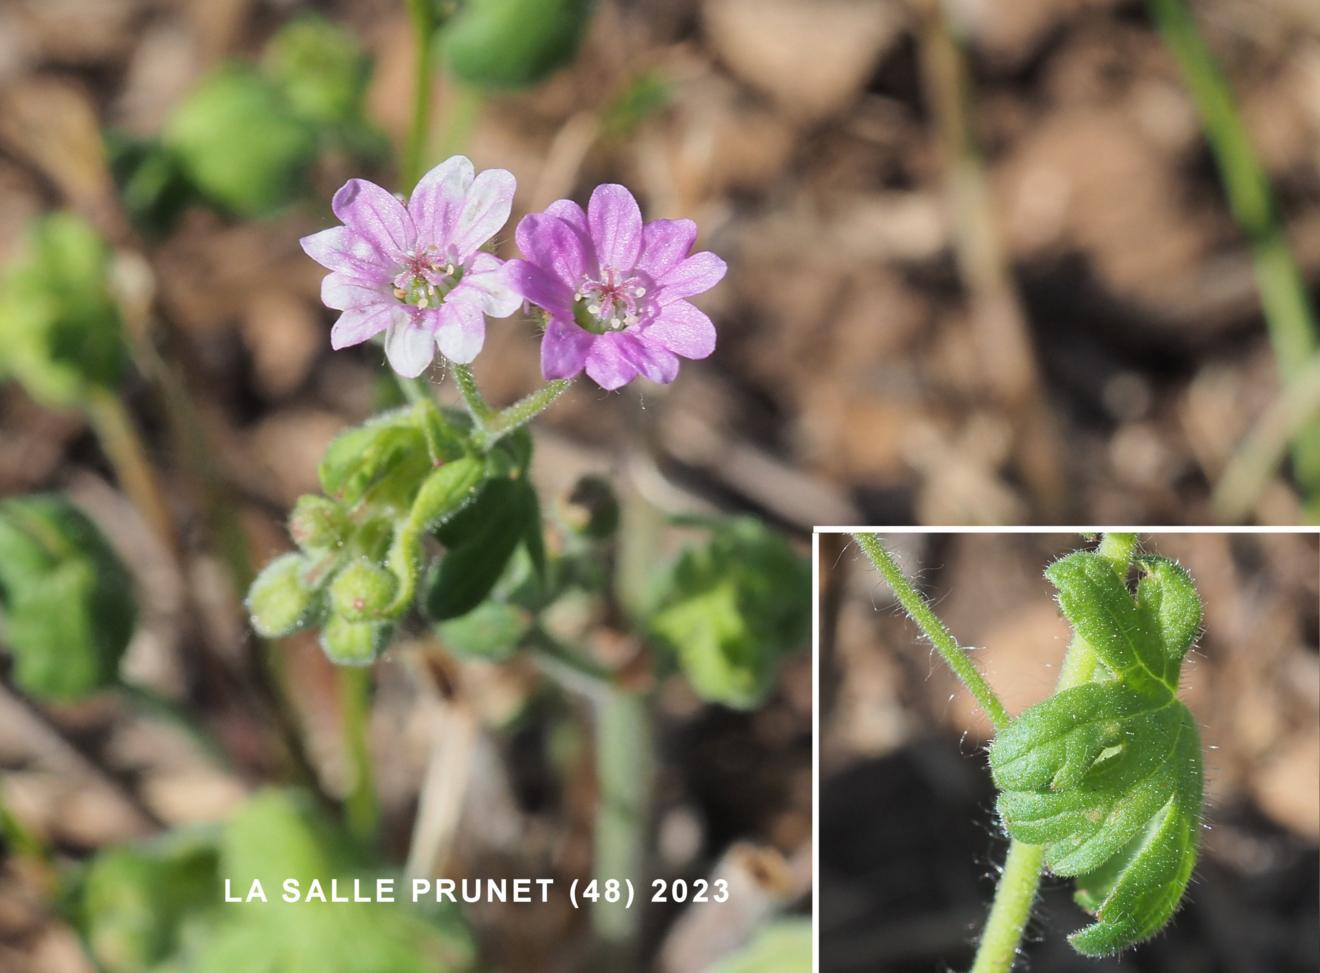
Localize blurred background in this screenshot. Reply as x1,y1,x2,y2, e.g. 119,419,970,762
818,532,1319,972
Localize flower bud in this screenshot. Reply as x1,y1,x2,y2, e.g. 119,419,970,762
319,614,388,666
288,495,348,552
247,553,319,638
328,558,397,621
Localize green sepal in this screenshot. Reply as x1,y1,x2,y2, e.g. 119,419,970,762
319,614,390,666
0,495,137,699
422,475,541,622
246,552,321,638
288,495,349,553
328,558,397,622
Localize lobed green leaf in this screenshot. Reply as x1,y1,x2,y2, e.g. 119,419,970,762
989,545,1206,956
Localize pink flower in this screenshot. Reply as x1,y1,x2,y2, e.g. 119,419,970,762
504,185,725,390
301,156,522,377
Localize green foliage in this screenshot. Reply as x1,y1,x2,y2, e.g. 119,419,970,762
423,476,541,621
443,0,594,88
105,133,194,237
707,920,813,973
0,213,126,407
0,495,136,699
76,791,478,973
247,402,490,665
647,519,809,709
435,599,531,661
601,72,672,139
988,551,1205,956
165,66,317,217
263,15,372,128
78,835,219,973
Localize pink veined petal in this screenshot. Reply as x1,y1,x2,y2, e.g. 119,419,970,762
540,315,595,381
431,302,486,365
330,303,407,350
300,226,394,282
525,215,593,290
321,272,392,311
653,251,728,306
641,300,716,360
504,258,572,314
407,156,475,245
587,184,644,271
516,199,587,254
449,168,516,257
635,219,698,281
585,332,679,389
332,179,415,261
447,253,522,318
383,316,436,377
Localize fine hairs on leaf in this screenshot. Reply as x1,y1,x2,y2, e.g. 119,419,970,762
990,550,1204,957
857,534,1207,968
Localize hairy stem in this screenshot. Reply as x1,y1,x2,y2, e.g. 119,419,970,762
478,380,573,448
1149,0,1320,495
339,667,379,845
968,531,1140,973
853,533,1010,731
451,363,495,425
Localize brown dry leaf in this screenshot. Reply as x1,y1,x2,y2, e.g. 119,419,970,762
1250,732,1320,839
0,78,114,216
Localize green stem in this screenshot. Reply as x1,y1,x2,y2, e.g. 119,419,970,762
403,0,438,188
83,388,176,556
967,531,1140,973
477,379,573,448
1149,0,1320,494
592,687,653,968
339,667,379,845
853,533,1010,731
451,363,495,425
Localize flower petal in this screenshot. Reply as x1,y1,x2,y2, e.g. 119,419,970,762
524,214,592,290
332,179,415,261
432,302,486,365
330,303,406,350
383,317,436,377
642,300,716,360
653,251,727,306
322,272,392,311
587,184,643,271
450,167,516,256
300,226,394,282
407,156,474,245
540,315,594,381
516,199,587,254
504,257,572,314
585,332,679,389
635,219,697,281
447,252,522,317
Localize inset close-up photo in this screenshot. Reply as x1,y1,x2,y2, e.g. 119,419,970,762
818,531,1319,973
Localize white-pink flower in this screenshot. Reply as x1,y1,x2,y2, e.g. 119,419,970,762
301,156,522,377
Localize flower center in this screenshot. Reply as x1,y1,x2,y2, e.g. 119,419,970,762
573,267,646,335
392,247,463,310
